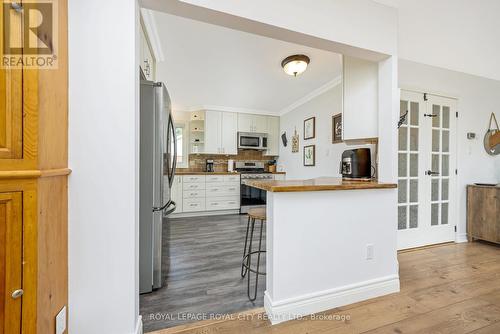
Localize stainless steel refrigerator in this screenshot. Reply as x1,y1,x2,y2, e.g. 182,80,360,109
139,79,177,294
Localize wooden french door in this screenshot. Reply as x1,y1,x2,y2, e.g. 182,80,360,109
397,90,457,250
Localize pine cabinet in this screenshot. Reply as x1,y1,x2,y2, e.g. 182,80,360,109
204,110,237,155
265,116,280,156
238,114,268,133
0,67,22,160
0,192,23,333
467,185,499,244
0,1,69,333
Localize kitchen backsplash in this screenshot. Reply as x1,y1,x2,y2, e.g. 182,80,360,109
180,150,277,172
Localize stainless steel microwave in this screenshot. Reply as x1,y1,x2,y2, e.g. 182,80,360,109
238,132,268,150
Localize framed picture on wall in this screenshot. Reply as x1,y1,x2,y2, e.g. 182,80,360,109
303,145,315,166
332,113,342,143
304,117,315,140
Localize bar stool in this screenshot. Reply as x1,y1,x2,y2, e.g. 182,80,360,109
241,207,266,301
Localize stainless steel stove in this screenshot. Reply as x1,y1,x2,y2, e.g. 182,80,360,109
236,162,273,213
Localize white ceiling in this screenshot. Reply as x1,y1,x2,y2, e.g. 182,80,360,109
152,11,342,114
373,0,500,81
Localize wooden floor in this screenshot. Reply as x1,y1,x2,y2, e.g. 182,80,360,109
140,214,266,332
150,241,500,334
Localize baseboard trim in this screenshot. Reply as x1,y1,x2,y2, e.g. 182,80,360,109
170,209,240,218
456,233,468,243
264,275,400,325
135,315,143,334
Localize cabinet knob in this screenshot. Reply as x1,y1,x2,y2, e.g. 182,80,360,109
11,289,23,299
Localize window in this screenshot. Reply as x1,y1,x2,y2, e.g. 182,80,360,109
173,123,188,168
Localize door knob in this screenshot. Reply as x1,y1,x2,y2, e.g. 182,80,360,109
425,170,440,176
11,289,24,299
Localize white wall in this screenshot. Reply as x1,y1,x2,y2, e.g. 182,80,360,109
399,59,500,241
278,84,375,180
375,0,500,82
68,1,140,333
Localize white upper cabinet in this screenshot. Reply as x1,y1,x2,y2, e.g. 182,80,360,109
237,114,253,133
253,115,268,133
237,114,268,133
265,116,280,156
221,112,238,155
193,111,278,156
204,110,221,154
204,110,238,155
343,56,378,140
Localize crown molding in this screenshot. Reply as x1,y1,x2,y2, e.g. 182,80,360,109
173,76,342,117
179,105,278,116
279,76,342,116
141,8,165,62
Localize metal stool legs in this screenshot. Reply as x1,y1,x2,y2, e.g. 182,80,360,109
241,216,266,302
241,216,251,278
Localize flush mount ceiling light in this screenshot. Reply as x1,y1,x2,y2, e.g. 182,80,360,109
281,54,310,77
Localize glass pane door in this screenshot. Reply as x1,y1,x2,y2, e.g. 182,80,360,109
397,91,456,250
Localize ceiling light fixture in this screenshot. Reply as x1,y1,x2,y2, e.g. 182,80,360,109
281,54,310,77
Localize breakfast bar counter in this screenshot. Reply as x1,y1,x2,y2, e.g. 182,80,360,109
246,177,396,192
248,177,400,324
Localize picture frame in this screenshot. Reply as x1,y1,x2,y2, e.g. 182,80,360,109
291,128,299,153
332,113,342,143
303,145,315,166
304,117,315,140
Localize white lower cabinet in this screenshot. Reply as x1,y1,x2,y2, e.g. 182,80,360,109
206,197,240,211
171,176,183,213
273,174,286,181
183,198,206,212
174,174,240,215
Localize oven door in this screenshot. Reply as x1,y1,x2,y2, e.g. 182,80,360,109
238,133,261,149
240,179,267,213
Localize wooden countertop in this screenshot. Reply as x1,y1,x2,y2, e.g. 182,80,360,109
175,170,286,175
468,183,499,189
175,171,241,175
245,177,397,192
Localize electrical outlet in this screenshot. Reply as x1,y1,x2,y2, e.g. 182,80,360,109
56,306,67,334
366,244,374,260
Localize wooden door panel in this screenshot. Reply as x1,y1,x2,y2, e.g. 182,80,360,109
0,192,22,333
0,3,23,159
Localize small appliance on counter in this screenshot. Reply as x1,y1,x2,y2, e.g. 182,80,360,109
227,159,234,172
206,159,214,172
341,148,372,180
268,160,277,173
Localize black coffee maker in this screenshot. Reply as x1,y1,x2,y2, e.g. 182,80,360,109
340,148,372,179
206,159,214,172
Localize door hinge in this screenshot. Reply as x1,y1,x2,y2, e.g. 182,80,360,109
454,226,457,232
423,93,428,101
456,111,459,118
455,169,458,175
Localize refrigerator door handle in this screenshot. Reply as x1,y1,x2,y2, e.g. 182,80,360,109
153,199,170,212
164,201,176,216
168,116,177,187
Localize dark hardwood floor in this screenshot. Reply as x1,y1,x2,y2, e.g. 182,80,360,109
140,214,266,332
